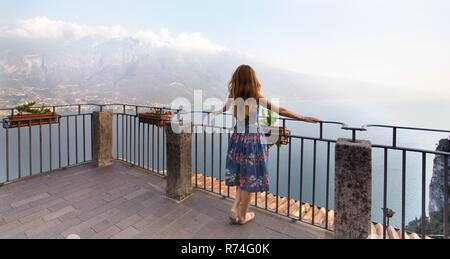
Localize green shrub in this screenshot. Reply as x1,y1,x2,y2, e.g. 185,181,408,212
15,101,52,115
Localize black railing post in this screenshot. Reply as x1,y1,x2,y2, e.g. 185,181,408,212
58,118,61,169
401,150,407,239
66,117,70,167
287,137,292,216
341,125,366,143
147,123,150,169
5,127,9,182
211,126,214,193
325,141,331,229
75,115,78,164
83,114,86,162
18,123,21,178
312,140,317,224
195,125,198,189
157,121,160,173
393,127,397,148
383,148,388,239
319,122,324,140
39,120,43,172
121,114,124,161
29,122,33,176
49,121,52,172
298,139,304,220
219,120,223,197
444,155,449,239
421,152,427,239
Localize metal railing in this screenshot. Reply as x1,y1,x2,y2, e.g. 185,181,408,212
1,103,449,239
187,110,343,231
107,104,175,176
363,124,450,239
0,104,181,183
186,111,450,239
0,104,99,184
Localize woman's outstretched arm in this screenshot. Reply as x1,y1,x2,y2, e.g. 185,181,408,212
212,95,233,114
259,96,321,123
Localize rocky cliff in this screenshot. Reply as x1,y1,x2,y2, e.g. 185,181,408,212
429,138,450,215
408,138,450,236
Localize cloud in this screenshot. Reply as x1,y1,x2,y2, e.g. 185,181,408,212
132,29,230,53
0,16,128,40
0,16,230,54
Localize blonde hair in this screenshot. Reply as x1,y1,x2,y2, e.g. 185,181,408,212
228,65,261,100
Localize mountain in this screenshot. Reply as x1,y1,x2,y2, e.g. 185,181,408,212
430,139,450,215
407,138,450,236
0,35,404,107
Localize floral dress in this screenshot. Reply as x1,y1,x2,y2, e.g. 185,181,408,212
225,106,269,193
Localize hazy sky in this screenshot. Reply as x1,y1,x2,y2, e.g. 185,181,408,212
1,0,449,95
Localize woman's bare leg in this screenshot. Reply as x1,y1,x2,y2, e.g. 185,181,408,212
239,190,254,222
231,187,241,214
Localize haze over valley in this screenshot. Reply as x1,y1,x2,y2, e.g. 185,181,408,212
0,17,433,110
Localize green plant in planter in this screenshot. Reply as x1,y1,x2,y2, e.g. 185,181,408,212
15,101,52,115
259,108,282,149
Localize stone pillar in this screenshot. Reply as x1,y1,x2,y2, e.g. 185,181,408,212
92,111,113,168
165,123,192,201
334,138,372,239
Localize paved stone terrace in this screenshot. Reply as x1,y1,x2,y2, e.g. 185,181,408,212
0,162,329,239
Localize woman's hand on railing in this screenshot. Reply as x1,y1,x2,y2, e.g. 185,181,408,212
301,116,322,124
210,109,225,116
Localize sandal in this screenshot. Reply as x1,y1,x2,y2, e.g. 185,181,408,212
239,212,255,225
229,209,240,225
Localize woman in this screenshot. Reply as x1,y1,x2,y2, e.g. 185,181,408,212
215,65,321,225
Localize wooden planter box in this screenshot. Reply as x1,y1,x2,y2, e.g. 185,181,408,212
4,113,59,129
138,112,171,127
262,126,291,145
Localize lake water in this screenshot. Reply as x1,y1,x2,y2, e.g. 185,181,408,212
285,98,450,228
1,97,449,230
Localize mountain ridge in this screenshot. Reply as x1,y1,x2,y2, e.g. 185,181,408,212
0,36,415,106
